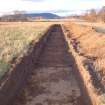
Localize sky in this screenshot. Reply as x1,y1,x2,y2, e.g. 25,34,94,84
0,0,105,16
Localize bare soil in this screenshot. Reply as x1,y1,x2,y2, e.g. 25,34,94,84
12,25,86,105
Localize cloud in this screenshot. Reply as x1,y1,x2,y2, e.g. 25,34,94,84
22,0,45,2
0,0,105,16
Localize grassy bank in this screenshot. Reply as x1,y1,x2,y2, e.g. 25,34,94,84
0,22,52,79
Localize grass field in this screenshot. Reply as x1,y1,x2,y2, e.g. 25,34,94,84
0,22,53,79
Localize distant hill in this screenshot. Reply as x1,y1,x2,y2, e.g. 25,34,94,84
25,13,60,19
0,13,60,22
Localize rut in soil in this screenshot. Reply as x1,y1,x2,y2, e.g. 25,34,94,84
13,24,85,105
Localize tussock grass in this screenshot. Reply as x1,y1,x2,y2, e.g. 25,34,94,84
0,22,52,79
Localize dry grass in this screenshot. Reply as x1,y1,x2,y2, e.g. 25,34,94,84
0,22,53,78
65,22,105,90
64,22,105,104
71,19,105,34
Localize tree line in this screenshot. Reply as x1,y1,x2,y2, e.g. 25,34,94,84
81,6,105,22
0,11,28,22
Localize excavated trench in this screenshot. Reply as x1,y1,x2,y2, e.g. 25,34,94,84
0,24,91,105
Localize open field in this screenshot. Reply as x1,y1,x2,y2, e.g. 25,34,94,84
0,22,54,79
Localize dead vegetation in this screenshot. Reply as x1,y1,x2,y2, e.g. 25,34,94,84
65,22,105,94
0,22,53,79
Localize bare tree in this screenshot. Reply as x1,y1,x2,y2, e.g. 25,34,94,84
81,9,97,22
13,10,28,21
98,6,105,22
86,9,97,22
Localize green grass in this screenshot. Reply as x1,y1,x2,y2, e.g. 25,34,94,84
0,60,10,79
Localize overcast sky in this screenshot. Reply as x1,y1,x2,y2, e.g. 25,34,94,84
0,0,105,16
